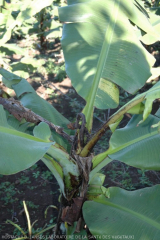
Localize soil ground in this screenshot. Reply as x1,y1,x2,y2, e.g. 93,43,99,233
1,38,160,238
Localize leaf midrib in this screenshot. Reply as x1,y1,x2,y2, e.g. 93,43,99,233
94,199,160,230
84,0,121,130
108,127,159,156
0,126,49,143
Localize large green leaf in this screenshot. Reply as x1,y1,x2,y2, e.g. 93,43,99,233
0,105,52,175
59,0,156,130
83,185,160,239
0,105,75,198
0,68,72,151
108,114,160,170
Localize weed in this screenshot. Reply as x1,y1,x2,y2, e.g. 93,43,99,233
107,168,119,181
20,200,39,209
121,179,136,190
45,59,55,74
45,59,66,82
0,182,18,205
105,162,136,190
13,227,23,237
32,171,40,179
138,169,152,186
54,64,66,82
69,98,83,114
19,175,31,185
41,170,53,181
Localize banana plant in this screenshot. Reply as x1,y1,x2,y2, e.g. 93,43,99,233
0,0,54,47
0,0,61,79
1,0,160,239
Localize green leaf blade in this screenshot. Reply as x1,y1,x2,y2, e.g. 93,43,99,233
0,105,52,175
59,0,155,130
0,68,73,151
83,185,160,239
0,126,52,175
108,114,160,170
33,122,51,142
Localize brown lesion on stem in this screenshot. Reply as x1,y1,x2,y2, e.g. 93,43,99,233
0,97,73,143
